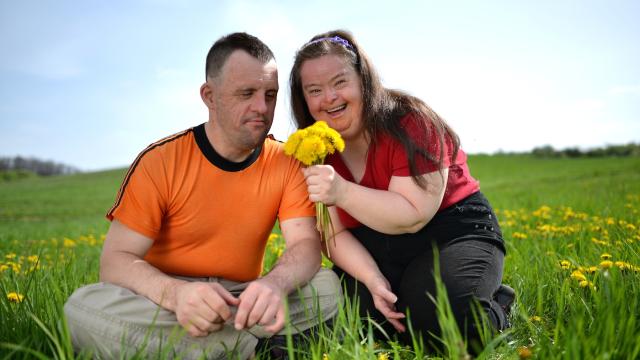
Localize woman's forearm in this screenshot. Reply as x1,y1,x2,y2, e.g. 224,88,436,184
337,181,440,234
325,229,384,288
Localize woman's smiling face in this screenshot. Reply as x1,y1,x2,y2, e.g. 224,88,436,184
299,54,364,141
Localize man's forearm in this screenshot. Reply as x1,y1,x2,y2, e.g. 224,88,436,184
263,240,321,295
100,251,186,311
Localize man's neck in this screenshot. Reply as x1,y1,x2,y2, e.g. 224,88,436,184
204,121,255,162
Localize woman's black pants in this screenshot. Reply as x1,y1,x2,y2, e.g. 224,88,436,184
333,191,509,351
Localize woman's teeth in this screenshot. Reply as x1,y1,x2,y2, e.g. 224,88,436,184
327,104,346,114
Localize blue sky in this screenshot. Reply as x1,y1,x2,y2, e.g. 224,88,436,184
1,0,639,171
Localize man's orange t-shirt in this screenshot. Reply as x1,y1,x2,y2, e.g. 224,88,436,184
107,123,315,282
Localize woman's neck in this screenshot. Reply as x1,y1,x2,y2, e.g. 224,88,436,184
344,131,370,158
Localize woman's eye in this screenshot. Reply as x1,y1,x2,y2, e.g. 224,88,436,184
335,79,346,86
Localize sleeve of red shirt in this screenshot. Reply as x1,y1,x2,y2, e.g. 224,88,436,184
391,113,453,176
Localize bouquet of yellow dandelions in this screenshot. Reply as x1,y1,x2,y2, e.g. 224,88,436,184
284,121,345,256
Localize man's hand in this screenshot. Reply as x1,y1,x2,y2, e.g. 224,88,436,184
174,281,240,337
367,275,406,332
234,278,285,334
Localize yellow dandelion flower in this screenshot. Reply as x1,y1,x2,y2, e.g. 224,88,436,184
8,262,21,273
530,315,542,322
377,352,390,360
7,292,25,303
298,135,328,165
592,238,610,246
517,346,533,359
283,129,307,157
600,260,613,269
63,238,76,248
268,233,279,242
560,260,571,269
579,280,590,288
586,266,598,274
322,354,329,360
5,253,16,260
0,264,8,272
27,255,39,263
570,270,586,282
600,253,612,260
615,261,631,271
512,232,528,239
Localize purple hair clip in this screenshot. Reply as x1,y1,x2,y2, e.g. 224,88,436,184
305,36,354,50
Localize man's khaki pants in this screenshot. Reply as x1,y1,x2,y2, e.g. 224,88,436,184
64,268,341,360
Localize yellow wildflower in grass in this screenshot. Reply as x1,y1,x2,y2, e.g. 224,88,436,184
512,232,528,239
284,121,345,256
615,261,632,271
570,270,586,282
579,280,590,288
591,237,610,246
63,238,76,248
268,233,279,243
517,346,533,359
600,253,612,260
5,253,16,260
6,262,21,273
0,264,8,272
586,266,598,274
600,260,613,269
322,354,329,360
560,260,571,269
377,352,390,360
7,292,25,303
532,205,551,219
530,315,542,322
27,255,39,263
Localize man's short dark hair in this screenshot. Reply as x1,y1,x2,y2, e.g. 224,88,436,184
205,32,275,80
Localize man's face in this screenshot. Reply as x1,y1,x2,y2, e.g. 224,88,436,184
211,50,278,151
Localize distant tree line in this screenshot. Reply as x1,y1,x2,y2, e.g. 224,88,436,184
1,156,80,178
531,143,640,158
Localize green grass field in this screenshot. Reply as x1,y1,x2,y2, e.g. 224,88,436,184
1,155,639,359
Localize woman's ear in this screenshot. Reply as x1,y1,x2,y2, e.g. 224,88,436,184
200,82,215,110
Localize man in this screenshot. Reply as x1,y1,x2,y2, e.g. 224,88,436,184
64,32,341,359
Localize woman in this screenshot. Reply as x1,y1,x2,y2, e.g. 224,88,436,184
289,30,514,350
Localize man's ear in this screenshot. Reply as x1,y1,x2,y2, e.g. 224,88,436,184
200,81,215,110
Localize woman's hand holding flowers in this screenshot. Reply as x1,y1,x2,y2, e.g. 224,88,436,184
302,165,348,206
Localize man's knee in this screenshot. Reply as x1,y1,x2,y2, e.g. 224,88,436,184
307,268,342,316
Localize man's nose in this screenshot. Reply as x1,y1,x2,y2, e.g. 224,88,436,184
251,93,268,114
